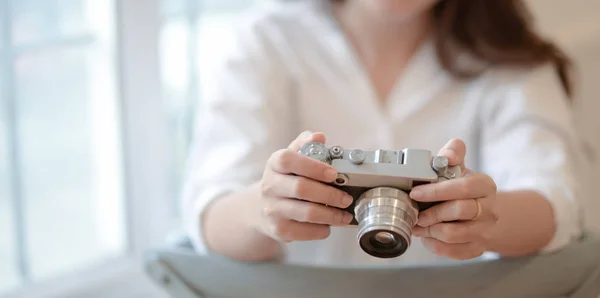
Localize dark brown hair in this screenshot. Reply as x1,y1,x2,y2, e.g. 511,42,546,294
433,1,573,98
332,0,574,98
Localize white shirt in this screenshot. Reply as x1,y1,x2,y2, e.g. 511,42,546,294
182,0,587,267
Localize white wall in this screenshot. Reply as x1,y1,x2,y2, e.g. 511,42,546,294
527,0,600,233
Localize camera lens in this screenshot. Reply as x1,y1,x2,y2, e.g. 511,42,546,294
354,187,419,258
365,229,406,254
374,232,395,244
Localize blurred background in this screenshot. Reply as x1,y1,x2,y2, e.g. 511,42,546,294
0,0,598,297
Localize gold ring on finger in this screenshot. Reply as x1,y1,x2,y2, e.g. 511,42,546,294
470,198,482,221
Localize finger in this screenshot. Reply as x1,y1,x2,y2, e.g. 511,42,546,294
437,139,466,171
409,172,497,202
287,131,327,152
264,197,353,226
417,199,480,227
263,174,353,209
421,237,485,260
268,219,331,242
413,221,493,244
269,149,338,183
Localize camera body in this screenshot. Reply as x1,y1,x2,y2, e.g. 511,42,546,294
298,142,461,258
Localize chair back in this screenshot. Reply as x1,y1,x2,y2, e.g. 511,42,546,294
144,234,600,298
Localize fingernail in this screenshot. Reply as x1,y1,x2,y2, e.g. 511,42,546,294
343,212,354,224
412,227,424,237
443,148,457,160
324,168,337,181
342,194,353,207
410,189,424,199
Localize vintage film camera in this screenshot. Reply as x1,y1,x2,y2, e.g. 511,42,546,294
298,142,462,259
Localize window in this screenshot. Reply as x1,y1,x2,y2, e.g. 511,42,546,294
0,0,125,295
1,0,266,296
0,69,20,296
159,0,264,215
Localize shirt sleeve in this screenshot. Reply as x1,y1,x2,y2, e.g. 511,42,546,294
181,17,296,255
478,64,587,254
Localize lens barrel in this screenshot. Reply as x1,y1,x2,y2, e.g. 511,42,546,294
354,187,419,258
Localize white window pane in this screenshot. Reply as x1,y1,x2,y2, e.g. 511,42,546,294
11,0,88,45
159,1,263,212
14,44,125,282
0,75,21,296
159,16,193,215
0,10,5,49
160,17,191,110
161,0,187,17
200,0,263,12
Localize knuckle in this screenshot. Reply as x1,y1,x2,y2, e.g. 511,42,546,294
430,207,441,223
440,224,454,238
292,178,308,198
260,179,273,197
459,180,471,197
262,205,277,219
332,209,345,225
277,150,296,170
442,224,464,242
327,188,343,206
302,206,321,222
299,130,312,139
485,175,498,193
430,185,440,200
455,200,471,218
273,222,292,241
270,149,284,162
491,209,500,223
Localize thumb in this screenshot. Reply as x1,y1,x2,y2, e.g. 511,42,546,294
437,138,466,172
288,131,327,151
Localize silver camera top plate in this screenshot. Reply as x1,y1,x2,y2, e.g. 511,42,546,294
299,142,460,191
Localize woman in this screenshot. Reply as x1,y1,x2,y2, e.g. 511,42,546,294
181,0,587,266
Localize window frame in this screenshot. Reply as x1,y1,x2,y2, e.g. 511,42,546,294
0,0,30,288
116,0,177,256
159,0,202,218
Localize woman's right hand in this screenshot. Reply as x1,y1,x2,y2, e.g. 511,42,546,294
253,131,355,243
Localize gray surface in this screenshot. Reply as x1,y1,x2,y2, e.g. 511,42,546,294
144,233,600,298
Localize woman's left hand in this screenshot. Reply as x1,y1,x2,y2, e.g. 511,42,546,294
410,139,499,260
